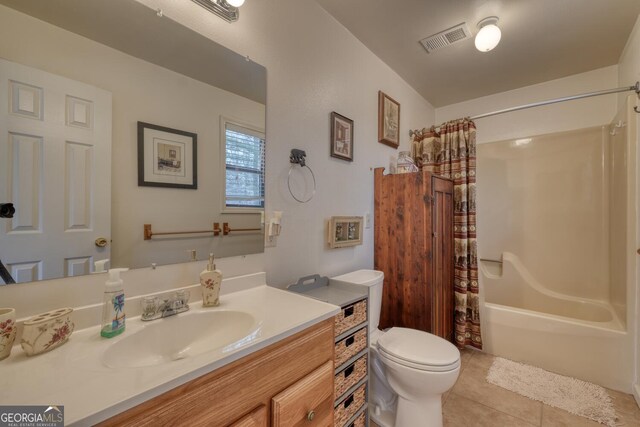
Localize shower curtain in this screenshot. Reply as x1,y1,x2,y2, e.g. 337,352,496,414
411,118,482,349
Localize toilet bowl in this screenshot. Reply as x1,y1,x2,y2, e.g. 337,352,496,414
332,270,460,427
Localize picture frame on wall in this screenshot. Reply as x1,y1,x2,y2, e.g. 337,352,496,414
378,91,400,148
330,112,354,162
327,216,363,248
138,121,197,189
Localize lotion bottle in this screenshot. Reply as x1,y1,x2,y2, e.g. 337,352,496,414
100,268,128,338
201,254,222,307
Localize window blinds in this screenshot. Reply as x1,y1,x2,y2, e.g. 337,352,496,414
225,123,265,208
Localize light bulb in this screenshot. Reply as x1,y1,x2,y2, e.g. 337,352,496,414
226,0,245,7
475,18,501,52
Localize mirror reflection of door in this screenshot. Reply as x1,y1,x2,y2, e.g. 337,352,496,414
0,59,112,283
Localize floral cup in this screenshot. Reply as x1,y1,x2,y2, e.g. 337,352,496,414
0,308,17,361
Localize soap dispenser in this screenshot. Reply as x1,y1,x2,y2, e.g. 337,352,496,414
201,253,222,307
100,268,128,338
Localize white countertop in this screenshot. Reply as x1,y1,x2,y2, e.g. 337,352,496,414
0,284,340,426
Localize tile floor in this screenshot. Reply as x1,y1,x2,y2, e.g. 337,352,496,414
371,350,640,426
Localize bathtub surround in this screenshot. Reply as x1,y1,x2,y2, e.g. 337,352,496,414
410,119,481,349
487,357,617,426
616,13,640,406
435,57,638,394
477,124,633,391
477,127,609,301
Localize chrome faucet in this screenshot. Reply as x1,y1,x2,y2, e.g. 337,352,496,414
141,290,190,321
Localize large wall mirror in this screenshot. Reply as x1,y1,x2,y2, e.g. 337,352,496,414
0,0,266,285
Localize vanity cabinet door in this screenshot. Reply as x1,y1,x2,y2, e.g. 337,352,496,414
271,360,334,427
229,405,267,427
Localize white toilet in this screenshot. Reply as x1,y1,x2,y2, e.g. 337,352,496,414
332,270,460,427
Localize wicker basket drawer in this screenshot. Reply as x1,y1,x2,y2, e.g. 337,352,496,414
335,327,367,368
335,299,367,336
346,410,366,427
334,382,366,427
335,354,367,398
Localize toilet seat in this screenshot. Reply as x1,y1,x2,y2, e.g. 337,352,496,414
377,327,460,372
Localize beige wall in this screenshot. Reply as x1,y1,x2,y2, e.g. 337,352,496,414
0,0,434,313
436,66,618,143
134,0,436,287
0,5,266,270
477,127,609,300
617,13,640,404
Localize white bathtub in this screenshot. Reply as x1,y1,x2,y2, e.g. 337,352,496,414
480,252,632,392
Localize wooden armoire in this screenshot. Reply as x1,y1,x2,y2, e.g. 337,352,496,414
374,168,455,341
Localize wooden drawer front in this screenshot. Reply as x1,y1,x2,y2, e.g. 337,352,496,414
345,410,366,427
230,405,267,427
335,354,367,398
335,327,367,367
334,383,366,427
272,360,334,427
335,300,367,336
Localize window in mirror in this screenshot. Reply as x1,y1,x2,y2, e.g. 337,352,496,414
223,120,265,211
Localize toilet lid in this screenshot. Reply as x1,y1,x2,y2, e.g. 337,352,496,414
377,327,460,371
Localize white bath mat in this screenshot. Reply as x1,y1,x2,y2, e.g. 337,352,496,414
486,357,617,426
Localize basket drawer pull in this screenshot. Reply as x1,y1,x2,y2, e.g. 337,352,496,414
344,364,354,378
345,336,355,347
343,395,354,409
344,306,354,317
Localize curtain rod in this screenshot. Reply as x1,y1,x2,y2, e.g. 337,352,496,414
469,81,640,120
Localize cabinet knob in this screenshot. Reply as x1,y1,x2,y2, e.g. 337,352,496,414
307,410,315,421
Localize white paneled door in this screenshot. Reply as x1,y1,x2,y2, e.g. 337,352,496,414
0,59,112,282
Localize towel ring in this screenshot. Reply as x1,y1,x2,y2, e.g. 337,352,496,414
288,164,316,203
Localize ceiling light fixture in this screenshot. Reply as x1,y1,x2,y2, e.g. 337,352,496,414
475,16,501,52
191,0,243,23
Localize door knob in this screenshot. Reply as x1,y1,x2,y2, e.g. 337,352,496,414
0,203,15,218
95,237,108,248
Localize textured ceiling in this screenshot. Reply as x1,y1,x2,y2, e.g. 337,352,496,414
316,0,640,107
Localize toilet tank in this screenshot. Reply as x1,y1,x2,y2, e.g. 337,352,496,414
331,270,384,335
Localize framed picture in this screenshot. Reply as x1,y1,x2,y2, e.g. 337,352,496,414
328,216,363,248
138,121,197,189
330,112,354,161
378,91,400,148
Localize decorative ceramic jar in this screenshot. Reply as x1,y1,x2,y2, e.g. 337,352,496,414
396,151,419,174
21,308,75,356
0,308,17,361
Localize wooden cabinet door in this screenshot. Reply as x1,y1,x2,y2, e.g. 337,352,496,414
374,168,432,331
271,360,334,427
230,405,267,427
432,176,454,341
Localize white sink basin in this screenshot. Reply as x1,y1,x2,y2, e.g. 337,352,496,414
103,310,260,368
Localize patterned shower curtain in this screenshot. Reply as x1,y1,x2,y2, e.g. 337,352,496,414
410,118,482,349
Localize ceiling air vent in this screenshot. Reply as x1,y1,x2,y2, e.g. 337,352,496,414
419,23,472,53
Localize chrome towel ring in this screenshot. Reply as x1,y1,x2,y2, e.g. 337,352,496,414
288,149,316,203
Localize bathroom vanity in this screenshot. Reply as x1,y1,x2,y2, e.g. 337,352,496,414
0,276,341,426
99,318,335,426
